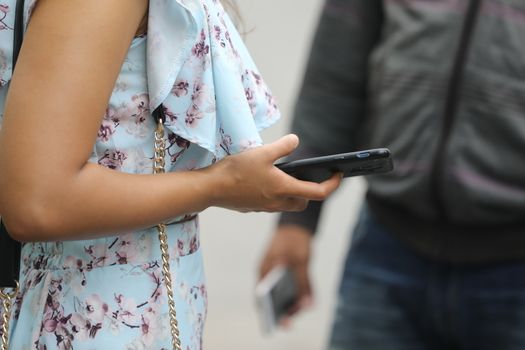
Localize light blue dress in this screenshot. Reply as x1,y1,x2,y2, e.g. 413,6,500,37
0,0,280,348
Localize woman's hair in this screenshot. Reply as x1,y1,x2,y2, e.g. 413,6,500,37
222,0,237,14
221,0,242,29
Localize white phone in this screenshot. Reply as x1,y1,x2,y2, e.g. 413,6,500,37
255,266,298,334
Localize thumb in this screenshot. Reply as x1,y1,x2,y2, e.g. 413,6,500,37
266,134,300,161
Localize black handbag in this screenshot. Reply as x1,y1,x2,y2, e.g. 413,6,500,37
0,222,21,289
0,0,24,291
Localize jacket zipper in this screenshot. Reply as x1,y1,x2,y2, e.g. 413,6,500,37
430,0,482,220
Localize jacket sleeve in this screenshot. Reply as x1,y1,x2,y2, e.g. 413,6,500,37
278,0,384,234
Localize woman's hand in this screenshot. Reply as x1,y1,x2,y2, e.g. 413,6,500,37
207,134,342,213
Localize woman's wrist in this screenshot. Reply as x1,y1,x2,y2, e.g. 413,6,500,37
196,159,235,209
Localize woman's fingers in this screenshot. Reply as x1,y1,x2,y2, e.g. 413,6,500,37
263,171,342,212
262,197,309,213
283,197,309,212
282,172,343,201
319,172,344,197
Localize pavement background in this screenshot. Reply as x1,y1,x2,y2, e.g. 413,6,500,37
201,1,367,348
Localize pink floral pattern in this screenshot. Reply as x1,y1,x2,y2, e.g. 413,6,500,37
0,4,13,31
0,0,281,348
0,3,12,87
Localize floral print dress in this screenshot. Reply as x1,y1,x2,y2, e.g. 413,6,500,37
0,0,280,349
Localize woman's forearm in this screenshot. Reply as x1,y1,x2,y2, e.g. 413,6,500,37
1,135,342,242
3,162,219,242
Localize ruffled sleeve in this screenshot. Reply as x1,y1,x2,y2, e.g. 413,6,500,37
2,0,280,160
146,0,281,159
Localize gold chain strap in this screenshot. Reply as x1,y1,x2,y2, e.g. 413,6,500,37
0,282,19,350
0,121,180,350
154,120,183,350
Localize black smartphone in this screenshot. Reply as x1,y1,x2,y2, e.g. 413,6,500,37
255,266,298,334
275,148,393,183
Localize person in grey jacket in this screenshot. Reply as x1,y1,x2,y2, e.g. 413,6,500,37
259,0,525,349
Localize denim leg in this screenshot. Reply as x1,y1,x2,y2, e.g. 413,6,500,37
328,208,444,350
328,206,525,350
458,262,525,350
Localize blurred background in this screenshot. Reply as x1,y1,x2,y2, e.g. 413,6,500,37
200,0,367,349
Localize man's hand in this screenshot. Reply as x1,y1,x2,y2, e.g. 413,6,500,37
258,224,315,325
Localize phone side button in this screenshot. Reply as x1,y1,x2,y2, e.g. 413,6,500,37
357,152,370,159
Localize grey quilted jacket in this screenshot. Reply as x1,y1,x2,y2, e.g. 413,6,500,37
281,0,525,262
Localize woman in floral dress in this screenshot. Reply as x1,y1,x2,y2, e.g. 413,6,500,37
0,0,341,348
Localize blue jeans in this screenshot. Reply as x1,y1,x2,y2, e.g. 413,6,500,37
328,207,525,350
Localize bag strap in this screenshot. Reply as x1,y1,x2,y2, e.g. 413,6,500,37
152,106,183,350
0,0,25,290
13,0,25,67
